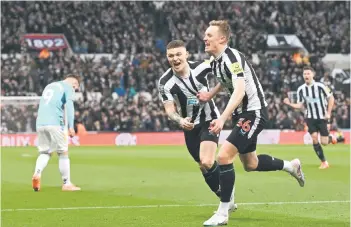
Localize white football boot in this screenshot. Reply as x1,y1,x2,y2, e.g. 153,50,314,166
289,159,305,187
204,211,228,226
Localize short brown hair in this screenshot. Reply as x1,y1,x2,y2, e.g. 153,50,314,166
65,73,81,84
209,20,231,41
303,66,315,73
167,40,186,50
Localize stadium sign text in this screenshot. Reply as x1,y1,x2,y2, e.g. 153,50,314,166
22,34,71,51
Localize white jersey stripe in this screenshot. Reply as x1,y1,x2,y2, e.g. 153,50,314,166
248,110,261,139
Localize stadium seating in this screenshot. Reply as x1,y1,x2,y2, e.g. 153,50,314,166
1,1,350,132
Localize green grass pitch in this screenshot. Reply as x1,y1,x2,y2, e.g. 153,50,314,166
1,145,350,227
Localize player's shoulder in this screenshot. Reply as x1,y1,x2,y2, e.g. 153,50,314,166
158,68,173,85
188,60,211,70
316,82,333,94
227,46,238,52
224,47,246,65
45,81,64,91
225,47,241,56
315,81,326,87
297,83,306,90
61,81,74,92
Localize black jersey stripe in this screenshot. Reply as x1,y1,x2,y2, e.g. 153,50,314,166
311,85,320,119
318,86,326,117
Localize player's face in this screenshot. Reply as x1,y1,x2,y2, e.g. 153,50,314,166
167,47,189,73
72,79,80,92
303,70,314,85
203,26,224,55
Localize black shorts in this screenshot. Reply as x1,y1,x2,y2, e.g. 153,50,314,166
184,121,219,162
306,119,329,136
227,108,268,154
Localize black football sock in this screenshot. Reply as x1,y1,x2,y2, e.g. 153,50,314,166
219,163,235,202
202,161,221,197
313,143,326,162
254,154,284,171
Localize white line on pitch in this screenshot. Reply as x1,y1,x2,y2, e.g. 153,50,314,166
2,200,349,212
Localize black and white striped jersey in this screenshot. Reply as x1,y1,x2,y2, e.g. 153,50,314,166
158,61,220,125
210,46,267,115
296,81,332,119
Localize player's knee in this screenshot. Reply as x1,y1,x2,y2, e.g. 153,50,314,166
311,137,319,144
199,159,215,170
39,150,52,157
58,151,69,157
321,140,328,146
243,162,257,172
217,153,232,165
241,156,258,172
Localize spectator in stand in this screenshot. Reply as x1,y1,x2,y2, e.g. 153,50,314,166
1,1,349,133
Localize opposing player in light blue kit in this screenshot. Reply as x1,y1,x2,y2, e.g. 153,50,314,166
32,74,81,192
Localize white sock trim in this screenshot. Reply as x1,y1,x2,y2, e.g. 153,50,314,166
283,160,293,173
217,202,229,215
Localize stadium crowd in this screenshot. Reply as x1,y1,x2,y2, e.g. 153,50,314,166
1,1,350,133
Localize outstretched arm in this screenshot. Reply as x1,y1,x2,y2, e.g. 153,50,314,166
283,98,304,109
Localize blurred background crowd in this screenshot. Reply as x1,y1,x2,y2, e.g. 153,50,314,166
1,1,350,133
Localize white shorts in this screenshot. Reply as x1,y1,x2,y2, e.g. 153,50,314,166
37,126,68,153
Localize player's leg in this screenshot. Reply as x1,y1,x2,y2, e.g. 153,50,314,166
199,140,220,197
32,127,52,191
320,120,337,146
322,134,337,145
237,109,304,186
52,126,81,191
184,127,220,196
239,147,289,172
307,119,328,167
203,140,238,226
318,120,333,169
199,122,237,213
239,142,293,173
311,132,328,165
57,151,80,191
239,146,304,187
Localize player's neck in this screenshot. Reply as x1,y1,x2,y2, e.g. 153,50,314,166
213,45,228,59
305,80,315,86
175,63,190,78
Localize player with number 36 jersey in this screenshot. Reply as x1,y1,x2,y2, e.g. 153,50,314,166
200,20,306,226
32,74,81,192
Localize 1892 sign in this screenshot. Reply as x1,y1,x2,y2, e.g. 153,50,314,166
22,34,70,51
